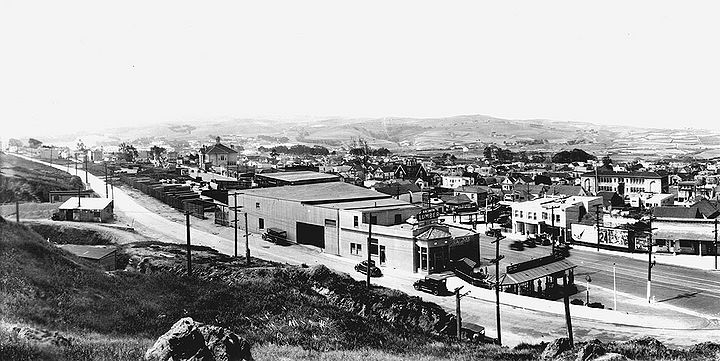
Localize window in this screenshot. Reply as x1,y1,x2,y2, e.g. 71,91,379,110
555,214,560,222
519,211,523,218
542,212,548,220
220,155,226,161
350,242,362,255
533,212,537,220
353,216,359,227
258,218,264,229
370,238,379,256
679,240,692,248
255,202,260,209
370,215,377,224
394,214,402,224
324,219,337,227
514,210,519,217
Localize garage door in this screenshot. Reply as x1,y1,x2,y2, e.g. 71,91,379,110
296,222,325,248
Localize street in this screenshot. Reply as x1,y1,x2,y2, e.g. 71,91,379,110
19,155,720,348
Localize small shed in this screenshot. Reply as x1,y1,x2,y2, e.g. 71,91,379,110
58,198,114,223
57,244,117,270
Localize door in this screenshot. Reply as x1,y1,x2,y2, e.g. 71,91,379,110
296,222,325,248
379,246,386,265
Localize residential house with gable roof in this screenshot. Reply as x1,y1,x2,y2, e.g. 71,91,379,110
198,137,239,174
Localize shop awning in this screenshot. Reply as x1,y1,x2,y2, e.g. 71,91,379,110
500,259,576,286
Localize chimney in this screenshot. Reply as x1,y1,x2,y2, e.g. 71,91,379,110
216,136,221,144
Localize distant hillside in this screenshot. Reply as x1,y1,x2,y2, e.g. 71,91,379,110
33,115,720,160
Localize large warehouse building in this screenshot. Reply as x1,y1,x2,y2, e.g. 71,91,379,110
229,181,480,274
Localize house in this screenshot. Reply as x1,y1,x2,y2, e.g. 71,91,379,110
198,137,239,172
373,165,397,180
49,189,96,203
57,198,114,223
57,244,117,271
453,185,489,206
442,175,474,189
580,170,669,197
510,195,603,241
394,164,429,182
597,191,624,211
372,180,421,197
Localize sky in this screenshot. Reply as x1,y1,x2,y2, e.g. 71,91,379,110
1,1,719,141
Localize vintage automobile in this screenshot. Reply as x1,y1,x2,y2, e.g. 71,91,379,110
262,227,288,244
554,243,572,257
522,237,537,248
461,322,486,343
355,260,382,277
509,240,525,251
413,274,450,296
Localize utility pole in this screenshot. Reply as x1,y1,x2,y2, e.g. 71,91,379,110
245,212,250,266
547,204,559,252
233,193,239,258
104,162,109,198
84,154,88,185
366,211,373,289
593,204,603,251
490,230,505,346
714,218,718,270
646,216,656,303
185,208,192,277
15,198,20,223
75,154,78,176
613,263,617,310
562,273,574,347
50,147,53,165
454,286,468,340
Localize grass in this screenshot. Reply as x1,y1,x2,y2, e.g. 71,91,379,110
0,153,84,203
1,218,718,361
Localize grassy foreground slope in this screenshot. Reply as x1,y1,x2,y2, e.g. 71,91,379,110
0,218,545,361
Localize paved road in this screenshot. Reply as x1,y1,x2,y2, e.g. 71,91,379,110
17,154,720,348
478,233,720,317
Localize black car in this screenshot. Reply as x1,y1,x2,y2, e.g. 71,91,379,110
554,243,572,257
522,238,537,248
413,274,450,295
509,240,524,251
355,260,382,277
485,228,500,237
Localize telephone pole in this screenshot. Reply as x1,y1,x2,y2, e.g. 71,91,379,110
233,193,239,257
714,218,718,270
490,230,505,346
104,162,109,198
547,204,560,252
15,198,20,223
84,154,88,185
645,216,656,303
454,286,468,339
562,272,574,347
185,207,192,277
366,212,373,289
245,212,250,266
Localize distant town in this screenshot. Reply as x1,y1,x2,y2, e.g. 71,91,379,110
2,129,720,356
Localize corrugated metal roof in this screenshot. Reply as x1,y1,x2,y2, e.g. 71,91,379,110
256,171,339,183
501,259,576,285
58,244,116,260
58,198,113,210
233,182,390,203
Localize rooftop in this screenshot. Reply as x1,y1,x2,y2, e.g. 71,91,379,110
256,171,340,183
318,198,418,211
232,182,390,204
57,244,116,260
58,197,113,210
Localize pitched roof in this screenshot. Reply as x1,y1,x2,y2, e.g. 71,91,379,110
232,182,389,204
57,244,116,260
691,199,720,218
440,194,474,205
652,206,701,219
415,226,452,240
455,185,490,194
59,198,113,210
204,143,238,155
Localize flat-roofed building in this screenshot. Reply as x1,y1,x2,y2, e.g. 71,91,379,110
57,244,117,270
580,170,668,198
510,195,603,241
255,171,340,187
230,182,479,273
58,198,114,223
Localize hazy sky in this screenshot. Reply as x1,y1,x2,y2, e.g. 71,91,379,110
2,1,719,139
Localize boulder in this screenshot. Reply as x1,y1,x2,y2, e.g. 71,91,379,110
575,340,606,361
541,337,573,360
592,353,628,361
11,326,72,347
145,317,252,361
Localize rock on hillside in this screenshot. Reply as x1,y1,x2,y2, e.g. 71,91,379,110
145,317,253,361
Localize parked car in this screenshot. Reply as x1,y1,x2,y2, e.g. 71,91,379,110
522,238,537,248
413,274,450,295
509,240,524,251
461,323,486,343
554,243,572,257
262,227,288,244
485,228,500,237
541,235,552,246
355,260,382,277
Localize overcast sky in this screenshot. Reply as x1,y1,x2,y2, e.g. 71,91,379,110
1,1,719,139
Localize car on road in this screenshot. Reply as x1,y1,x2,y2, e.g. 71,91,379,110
522,237,537,248
355,260,382,277
509,240,524,251
485,228,500,237
554,243,572,257
541,235,552,246
262,227,288,245
413,274,450,295
461,323,486,343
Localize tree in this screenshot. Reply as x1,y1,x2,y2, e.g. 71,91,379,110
551,149,596,163
76,139,86,151
28,138,43,148
601,155,613,167
8,138,23,148
150,145,166,161
69,176,84,190
118,142,138,162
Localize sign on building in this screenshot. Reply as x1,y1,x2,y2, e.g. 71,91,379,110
416,208,439,222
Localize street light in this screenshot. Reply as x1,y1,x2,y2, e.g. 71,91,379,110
585,275,592,305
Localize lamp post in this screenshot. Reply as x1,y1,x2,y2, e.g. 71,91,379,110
585,275,592,305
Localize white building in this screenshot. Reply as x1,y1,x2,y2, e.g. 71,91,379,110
510,195,603,241
441,175,475,189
